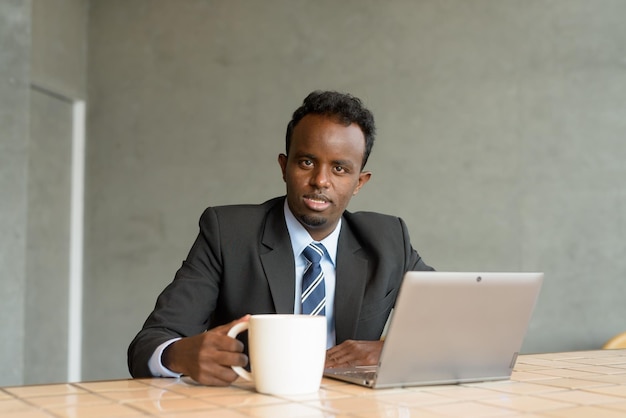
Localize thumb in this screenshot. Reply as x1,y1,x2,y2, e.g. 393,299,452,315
213,314,251,335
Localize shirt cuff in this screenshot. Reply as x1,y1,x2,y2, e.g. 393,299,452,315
148,338,183,378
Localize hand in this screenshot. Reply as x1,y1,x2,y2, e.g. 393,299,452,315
325,340,384,369
163,315,250,386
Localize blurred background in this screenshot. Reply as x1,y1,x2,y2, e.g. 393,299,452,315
2,0,625,386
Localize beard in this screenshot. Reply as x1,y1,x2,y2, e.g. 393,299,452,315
300,214,327,228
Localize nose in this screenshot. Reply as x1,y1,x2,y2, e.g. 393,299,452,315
310,167,331,189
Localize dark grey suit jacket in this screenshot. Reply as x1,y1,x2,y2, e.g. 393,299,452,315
128,196,433,377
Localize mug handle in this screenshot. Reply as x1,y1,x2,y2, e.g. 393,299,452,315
227,322,253,381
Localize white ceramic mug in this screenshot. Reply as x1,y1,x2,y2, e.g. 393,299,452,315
227,314,327,395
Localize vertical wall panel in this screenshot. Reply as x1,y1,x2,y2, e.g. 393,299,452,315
23,90,73,384
0,0,30,387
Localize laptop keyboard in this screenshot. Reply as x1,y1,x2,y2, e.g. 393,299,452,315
333,368,377,380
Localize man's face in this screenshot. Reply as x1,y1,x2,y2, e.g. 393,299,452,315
278,114,371,241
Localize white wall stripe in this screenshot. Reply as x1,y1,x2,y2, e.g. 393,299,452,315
68,100,85,382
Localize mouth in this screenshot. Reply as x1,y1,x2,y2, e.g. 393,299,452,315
303,195,331,212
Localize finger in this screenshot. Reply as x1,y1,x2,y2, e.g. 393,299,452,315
212,315,252,335
202,332,245,353
326,340,383,368
325,350,351,368
194,350,249,385
218,351,249,368
193,363,241,386
326,340,356,358
326,341,350,358
332,354,355,367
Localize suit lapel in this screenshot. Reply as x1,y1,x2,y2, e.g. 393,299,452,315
259,200,296,314
334,224,369,343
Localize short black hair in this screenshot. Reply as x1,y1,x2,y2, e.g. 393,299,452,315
285,91,376,170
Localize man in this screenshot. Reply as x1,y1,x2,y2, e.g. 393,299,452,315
128,90,433,386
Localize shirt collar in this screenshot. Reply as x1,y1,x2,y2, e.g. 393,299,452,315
283,199,340,266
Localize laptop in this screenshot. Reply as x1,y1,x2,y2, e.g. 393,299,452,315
323,271,543,389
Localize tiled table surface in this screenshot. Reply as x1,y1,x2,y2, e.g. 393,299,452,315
2,349,626,417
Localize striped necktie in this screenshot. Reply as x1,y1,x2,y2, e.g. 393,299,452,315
301,242,326,316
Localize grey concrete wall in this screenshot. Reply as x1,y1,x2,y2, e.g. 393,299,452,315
0,0,31,386
24,90,74,384
26,0,87,386
0,0,87,386
31,0,87,98
84,0,626,381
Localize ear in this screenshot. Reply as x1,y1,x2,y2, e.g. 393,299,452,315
278,154,288,182
353,171,372,195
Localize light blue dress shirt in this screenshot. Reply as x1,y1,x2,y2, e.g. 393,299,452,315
283,200,339,349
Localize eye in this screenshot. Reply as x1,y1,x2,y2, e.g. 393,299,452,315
334,165,347,173
299,159,313,168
